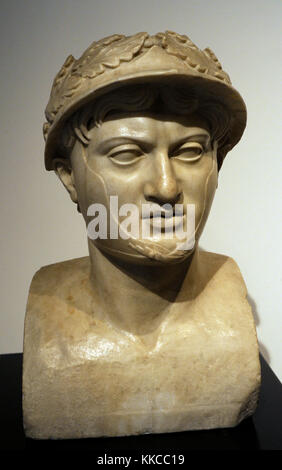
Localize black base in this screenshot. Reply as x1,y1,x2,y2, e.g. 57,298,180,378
0,353,281,451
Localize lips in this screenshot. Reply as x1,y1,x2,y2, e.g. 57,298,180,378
150,214,185,231
142,203,185,218
141,213,185,235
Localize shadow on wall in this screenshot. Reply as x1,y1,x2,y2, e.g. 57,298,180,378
247,293,271,365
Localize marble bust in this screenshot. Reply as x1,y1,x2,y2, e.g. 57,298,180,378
23,31,261,439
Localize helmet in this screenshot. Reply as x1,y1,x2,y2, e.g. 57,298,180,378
43,31,246,170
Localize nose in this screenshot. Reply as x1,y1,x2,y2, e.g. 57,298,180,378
144,152,182,205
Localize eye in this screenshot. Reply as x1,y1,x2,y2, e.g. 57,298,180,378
173,142,204,162
108,145,144,166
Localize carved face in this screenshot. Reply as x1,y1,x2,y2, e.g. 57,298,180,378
66,112,218,265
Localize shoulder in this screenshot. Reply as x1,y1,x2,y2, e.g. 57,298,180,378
198,249,247,296
29,256,91,295
24,256,98,355
25,256,93,331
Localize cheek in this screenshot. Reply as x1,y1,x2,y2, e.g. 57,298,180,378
86,151,145,206
71,146,140,224
201,161,217,215
70,144,110,221
195,156,218,233
181,153,216,195
179,154,217,223
98,169,139,194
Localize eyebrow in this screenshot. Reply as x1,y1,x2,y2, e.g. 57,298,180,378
96,131,211,154
96,136,153,154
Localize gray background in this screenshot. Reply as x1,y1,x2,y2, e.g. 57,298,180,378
1,0,281,381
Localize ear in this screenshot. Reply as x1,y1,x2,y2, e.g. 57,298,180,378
53,158,78,205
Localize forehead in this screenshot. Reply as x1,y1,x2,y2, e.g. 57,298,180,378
89,113,210,147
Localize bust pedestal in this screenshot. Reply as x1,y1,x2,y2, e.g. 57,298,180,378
23,250,261,439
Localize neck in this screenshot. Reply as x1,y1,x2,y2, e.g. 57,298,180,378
88,240,199,336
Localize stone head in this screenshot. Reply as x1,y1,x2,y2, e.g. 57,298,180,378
43,31,247,264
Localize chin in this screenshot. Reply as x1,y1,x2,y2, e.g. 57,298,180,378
93,235,195,266
130,236,196,263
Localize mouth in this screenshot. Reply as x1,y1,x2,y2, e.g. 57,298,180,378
142,204,185,217
142,208,186,233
